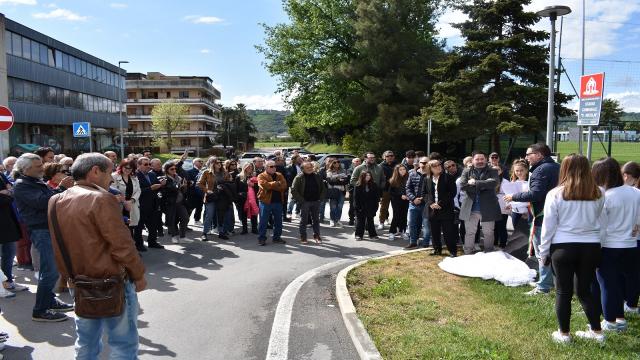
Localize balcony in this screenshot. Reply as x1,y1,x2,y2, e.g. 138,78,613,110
126,97,221,110
126,79,221,99
124,130,218,138
126,114,221,124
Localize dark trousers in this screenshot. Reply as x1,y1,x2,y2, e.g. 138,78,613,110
494,214,509,247
282,190,289,219
597,247,639,321
166,203,189,238
355,212,377,238
155,209,164,236
430,218,457,255
551,243,601,333
348,190,355,222
299,200,321,239
134,209,159,247
191,201,203,222
389,197,408,234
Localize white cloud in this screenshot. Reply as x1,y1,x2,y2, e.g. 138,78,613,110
200,49,211,54
33,8,88,21
229,94,289,110
0,0,37,5
109,2,127,9
606,92,640,112
45,2,56,7
435,9,467,46
183,15,224,24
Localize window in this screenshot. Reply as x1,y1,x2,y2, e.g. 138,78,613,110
81,61,87,78
56,87,64,107
31,39,40,63
12,33,21,57
7,78,14,100
32,83,42,103
23,81,33,102
48,87,57,106
181,139,190,147
74,58,82,76
13,79,24,101
179,91,189,99
102,98,108,112
22,37,31,60
47,47,54,66
127,92,136,100
55,50,62,69
69,56,77,74
62,53,69,72
166,91,171,98
4,31,11,55
64,89,70,107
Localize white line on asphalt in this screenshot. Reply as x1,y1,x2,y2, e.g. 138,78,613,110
265,250,408,360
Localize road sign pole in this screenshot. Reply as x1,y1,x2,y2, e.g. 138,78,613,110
0,133,5,160
427,118,432,155
545,13,557,147
586,125,593,160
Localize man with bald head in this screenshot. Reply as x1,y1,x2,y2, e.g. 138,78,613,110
104,151,117,166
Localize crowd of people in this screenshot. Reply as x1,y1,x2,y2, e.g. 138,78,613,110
0,142,639,357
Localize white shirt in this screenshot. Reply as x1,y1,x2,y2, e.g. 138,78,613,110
539,186,605,258
455,177,465,209
601,185,640,248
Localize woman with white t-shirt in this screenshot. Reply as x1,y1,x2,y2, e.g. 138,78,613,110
592,157,640,332
539,154,605,343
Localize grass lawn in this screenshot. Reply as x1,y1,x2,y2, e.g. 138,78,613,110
556,141,639,163
348,252,640,360
153,153,180,163
307,143,343,154
254,141,301,148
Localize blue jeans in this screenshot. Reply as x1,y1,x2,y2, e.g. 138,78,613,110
319,200,327,221
75,281,139,360
218,208,234,235
329,193,345,222
408,203,430,246
287,198,298,214
203,202,217,235
258,202,283,241
30,229,58,315
532,226,554,292
1,242,17,282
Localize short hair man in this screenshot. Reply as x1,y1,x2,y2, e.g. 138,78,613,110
49,153,146,358
13,153,74,322
2,156,17,179
254,157,266,175
134,157,165,251
256,160,288,246
404,156,432,249
489,152,509,180
444,160,460,178
378,150,398,230
504,143,559,295
458,151,502,254
291,161,326,243
142,150,152,159
104,151,118,165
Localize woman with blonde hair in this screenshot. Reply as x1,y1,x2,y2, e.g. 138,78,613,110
509,159,529,229
539,154,605,343
236,162,259,234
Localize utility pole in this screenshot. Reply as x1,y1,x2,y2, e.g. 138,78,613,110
427,118,432,155
579,0,585,155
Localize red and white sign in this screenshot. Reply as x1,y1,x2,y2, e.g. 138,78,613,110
577,73,605,126
0,106,14,132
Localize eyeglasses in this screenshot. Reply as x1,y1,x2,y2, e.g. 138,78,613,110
490,156,498,159
141,163,149,166
386,154,395,157
431,163,441,168
268,165,276,168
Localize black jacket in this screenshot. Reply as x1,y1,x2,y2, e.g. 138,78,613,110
136,171,160,213
511,156,560,225
379,160,398,191
353,182,380,218
424,172,456,220
0,174,20,243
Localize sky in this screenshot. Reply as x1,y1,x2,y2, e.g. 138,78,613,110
2,0,640,112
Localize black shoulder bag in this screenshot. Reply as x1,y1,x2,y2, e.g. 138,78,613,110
50,197,126,319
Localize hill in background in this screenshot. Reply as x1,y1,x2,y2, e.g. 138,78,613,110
248,109,292,139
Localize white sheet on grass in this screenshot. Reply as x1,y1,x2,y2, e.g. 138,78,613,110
438,251,536,287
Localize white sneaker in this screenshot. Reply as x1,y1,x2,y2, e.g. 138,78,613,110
335,221,343,228
575,327,605,343
0,288,16,298
402,233,409,241
3,281,28,292
171,236,179,244
616,319,628,331
600,320,620,332
551,330,571,344
329,221,335,227
388,233,395,241
376,224,384,230
624,303,639,314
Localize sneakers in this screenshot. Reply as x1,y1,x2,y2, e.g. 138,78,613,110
388,233,395,241
355,236,364,241
600,320,620,332
551,330,571,344
32,310,69,322
335,221,343,228
401,232,409,241
0,288,16,298
3,281,28,292
148,242,165,249
575,327,605,343
376,224,384,230
624,303,639,314
171,236,179,244
528,281,538,288
50,299,74,313
201,234,210,242
616,319,628,332
273,239,286,244
329,220,336,227
525,287,550,296
300,237,308,244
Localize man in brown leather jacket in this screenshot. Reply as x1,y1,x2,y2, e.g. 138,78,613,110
48,153,146,358
257,160,287,246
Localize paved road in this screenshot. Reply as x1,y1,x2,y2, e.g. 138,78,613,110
0,211,407,359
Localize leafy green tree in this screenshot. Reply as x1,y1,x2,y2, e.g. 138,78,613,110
217,104,258,149
423,0,573,153
600,98,624,127
151,101,189,152
258,0,446,154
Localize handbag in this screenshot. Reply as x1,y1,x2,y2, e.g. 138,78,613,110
50,198,126,319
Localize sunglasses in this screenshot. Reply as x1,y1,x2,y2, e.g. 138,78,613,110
141,163,149,166
268,165,276,168
419,161,428,165
490,156,499,159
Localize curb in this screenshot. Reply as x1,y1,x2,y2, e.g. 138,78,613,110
335,248,428,360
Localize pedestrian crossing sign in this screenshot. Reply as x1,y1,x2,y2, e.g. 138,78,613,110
73,122,91,138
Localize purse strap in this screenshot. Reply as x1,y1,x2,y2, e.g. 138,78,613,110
50,197,75,280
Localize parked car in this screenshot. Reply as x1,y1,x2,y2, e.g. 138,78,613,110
317,153,358,170
238,152,267,167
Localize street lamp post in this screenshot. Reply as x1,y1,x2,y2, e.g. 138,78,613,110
118,61,129,160
537,5,571,150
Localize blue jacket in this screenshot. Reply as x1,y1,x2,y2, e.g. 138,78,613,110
511,156,560,226
13,175,66,230
405,169,427,204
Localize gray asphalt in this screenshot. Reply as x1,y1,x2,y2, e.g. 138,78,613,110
0,209,406,359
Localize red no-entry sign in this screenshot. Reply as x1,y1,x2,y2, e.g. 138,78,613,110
0,106,14,132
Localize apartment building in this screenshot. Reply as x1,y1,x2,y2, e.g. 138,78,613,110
125,72,222,153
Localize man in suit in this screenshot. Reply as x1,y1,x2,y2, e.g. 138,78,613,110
459,151,502,255
134,157,165,251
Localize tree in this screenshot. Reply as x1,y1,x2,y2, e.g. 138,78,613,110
600,98,624,156
151,101,189,152
423,0,573,154
258,0,446,154
216,104,258,150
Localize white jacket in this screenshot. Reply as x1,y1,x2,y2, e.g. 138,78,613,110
601,185,640,248
111,173,141,227
539,186,604,258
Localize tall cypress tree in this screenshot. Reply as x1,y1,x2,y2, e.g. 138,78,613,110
424,0,573,153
